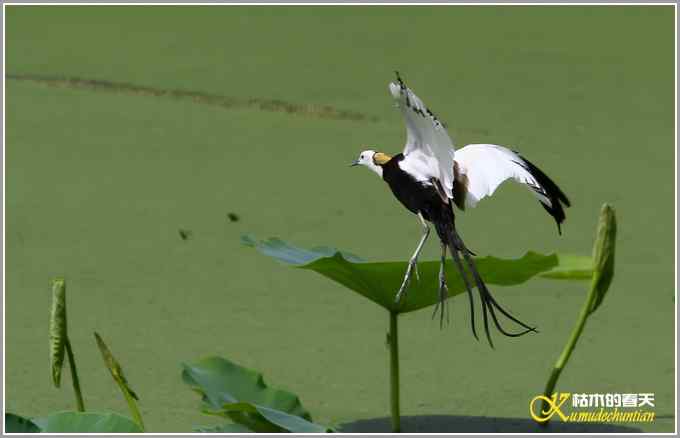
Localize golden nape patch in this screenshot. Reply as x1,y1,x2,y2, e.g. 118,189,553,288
372,152,392,165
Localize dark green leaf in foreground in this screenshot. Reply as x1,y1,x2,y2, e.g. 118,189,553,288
49,278,67,388
5,413,41,433
30,411,142,433
209,403,332,433
194,423,254,433
182,356,333,433
242,235,593,314
182,356,310,417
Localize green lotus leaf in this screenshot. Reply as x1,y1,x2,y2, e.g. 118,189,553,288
242,235,593,314
206,402,333,433
5,413,41,433
30,411,142,433
193,423,254,433
182,356,333,433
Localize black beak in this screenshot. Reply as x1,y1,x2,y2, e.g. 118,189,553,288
350,160,359,167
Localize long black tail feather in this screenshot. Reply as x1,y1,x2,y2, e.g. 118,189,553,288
445,225,537,348
448,247,477,340
459,248,537,335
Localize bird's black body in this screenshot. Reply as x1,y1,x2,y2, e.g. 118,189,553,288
380,153,537,347
382,154,455,244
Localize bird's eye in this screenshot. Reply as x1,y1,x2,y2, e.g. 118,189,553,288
360,155,364,159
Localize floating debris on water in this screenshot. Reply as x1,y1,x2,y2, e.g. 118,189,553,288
178,229,193,240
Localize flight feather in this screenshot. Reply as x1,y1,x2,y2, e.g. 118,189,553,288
389,74,457,199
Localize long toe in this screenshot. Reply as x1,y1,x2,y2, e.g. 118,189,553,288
395,279,409,304
395,262,417,304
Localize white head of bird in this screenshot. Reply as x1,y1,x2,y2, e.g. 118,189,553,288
351,149,392,177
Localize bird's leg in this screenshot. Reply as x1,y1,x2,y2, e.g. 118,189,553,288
395,212,430,305
431,243,450,328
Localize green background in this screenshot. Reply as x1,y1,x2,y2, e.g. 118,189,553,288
5,5,675,432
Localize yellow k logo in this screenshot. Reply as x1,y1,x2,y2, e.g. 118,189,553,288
529,392,571,422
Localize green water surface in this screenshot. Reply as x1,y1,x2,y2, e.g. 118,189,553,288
5,5,675,432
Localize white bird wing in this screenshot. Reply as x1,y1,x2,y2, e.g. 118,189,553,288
389,78,456,199
453,144,571,231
